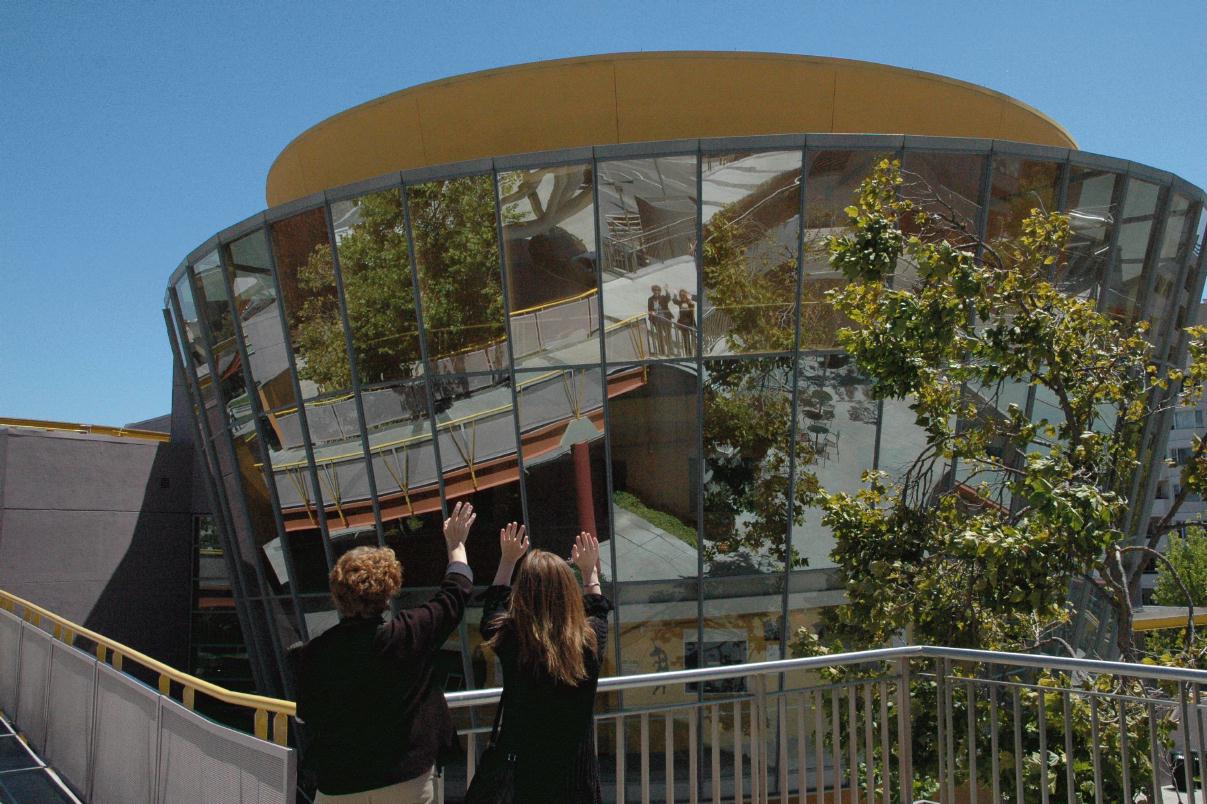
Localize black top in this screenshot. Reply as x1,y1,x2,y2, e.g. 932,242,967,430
480,584,613,804
296,563,473,795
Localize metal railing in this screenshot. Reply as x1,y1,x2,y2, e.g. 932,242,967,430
8,577,1207,803
0,590,295,803
445,645,1207,804
0,417,170,442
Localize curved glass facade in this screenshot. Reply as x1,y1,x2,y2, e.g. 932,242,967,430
166,135,1207,706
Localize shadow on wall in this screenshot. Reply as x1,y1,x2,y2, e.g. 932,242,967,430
84,441,195,673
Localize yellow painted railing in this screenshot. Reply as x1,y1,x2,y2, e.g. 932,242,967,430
0,589,295,745
0,417,169,443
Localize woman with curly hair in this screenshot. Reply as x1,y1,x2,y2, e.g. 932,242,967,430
477,525,612,803
297,501,477,803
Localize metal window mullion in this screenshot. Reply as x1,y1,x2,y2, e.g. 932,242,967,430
490,165,531,530
323,202,386,544
1134,185,1173,326
214,241,310,646
1124,185,1177,542
692,147,707,719
165,296,278,696
589,150,627,713
165,298,264,687
260,223,336,570
400,182,452,521
178,268,291,697
948,151,996,490
780,142,808,659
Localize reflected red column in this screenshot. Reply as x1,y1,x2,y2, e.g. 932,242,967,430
572,441,597,539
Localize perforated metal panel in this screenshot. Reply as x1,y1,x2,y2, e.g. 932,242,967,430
42,640,96,797
15,626,51,753
90,663,157,804
0,609,20,717
157,698,293,804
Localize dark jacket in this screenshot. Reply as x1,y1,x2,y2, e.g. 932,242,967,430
297,563,472,795
480,584,613,804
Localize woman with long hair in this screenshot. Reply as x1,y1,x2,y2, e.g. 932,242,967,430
479,524,612,803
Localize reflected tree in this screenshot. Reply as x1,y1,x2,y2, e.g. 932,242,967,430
701,191,817,568
290,179,509,391
293,191,415,390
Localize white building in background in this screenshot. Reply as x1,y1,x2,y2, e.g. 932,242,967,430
1151,301,1207,529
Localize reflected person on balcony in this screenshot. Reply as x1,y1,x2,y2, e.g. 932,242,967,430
647,284,673,355
296,501,477,804
478,525,612,804
674,288,696,355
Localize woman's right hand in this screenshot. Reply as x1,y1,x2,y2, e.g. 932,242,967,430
499,522,528,564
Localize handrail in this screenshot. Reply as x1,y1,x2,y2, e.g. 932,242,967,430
0,588,296,744
445,643,1207,709
510,286,598,316
264,329,646,471
0,417,170,443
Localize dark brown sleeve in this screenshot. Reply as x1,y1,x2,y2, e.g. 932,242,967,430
377,566,473,658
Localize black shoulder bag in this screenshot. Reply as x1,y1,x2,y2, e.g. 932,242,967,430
463,688,516,804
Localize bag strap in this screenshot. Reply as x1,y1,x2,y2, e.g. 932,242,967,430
487,686,507,748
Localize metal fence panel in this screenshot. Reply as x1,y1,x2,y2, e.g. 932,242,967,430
15,624,51,753
157,697,294,804
90,663,158,804
0,609,20,717
43,640,96,797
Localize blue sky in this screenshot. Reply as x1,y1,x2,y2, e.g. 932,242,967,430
1,1,1204,425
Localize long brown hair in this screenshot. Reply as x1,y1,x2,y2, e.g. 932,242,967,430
487,549,598,685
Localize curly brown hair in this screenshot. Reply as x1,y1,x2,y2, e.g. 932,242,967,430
329,546,402,618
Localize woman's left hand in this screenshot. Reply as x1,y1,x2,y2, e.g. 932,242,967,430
570,531,600,578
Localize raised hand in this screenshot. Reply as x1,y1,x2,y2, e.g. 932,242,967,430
443,501,476,556
499,522,528,564
570,531,600,579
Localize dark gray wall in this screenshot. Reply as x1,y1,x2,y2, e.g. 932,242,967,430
0,425,196,669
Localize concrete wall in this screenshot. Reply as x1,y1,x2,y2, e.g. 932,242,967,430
0,426,196,669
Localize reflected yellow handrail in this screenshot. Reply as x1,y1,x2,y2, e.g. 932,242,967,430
262,319,645,472
0,417,170,443
0,588,295,744
510,287,598,316
264,368,568,470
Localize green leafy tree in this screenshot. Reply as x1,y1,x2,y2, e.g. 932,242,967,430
788,160,1207,801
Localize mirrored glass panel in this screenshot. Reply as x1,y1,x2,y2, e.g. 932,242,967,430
900,150,985,252
409,175,507,375
188,252,305,617
800,150,890,349
1061,167,1120,300
597,156,700,360
791,354,878,572
1147,194,1196,336
270,208,373,537
330,188,422,386
984,156,1062,245
1102,178,1161,321
700,151,802,356
515,367,610,558
271,207,351,401
227,229,297,411
606,360,700,698
700,356,794,666
428,367,526,583
499,163,600,369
